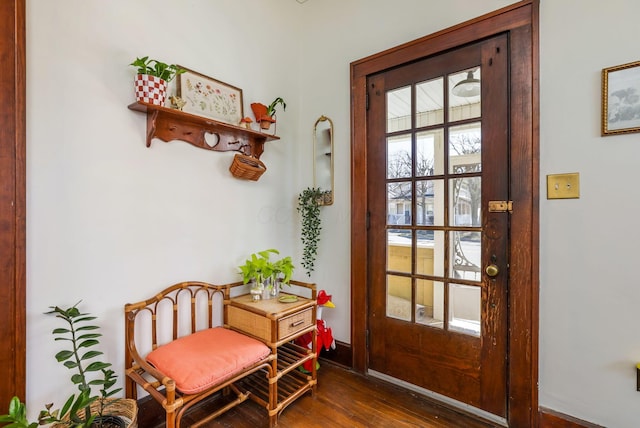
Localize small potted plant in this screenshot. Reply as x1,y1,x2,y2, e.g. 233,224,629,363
238,249,294,299
271,254,294,290
130,56,185,106
0,303,137,428
250,97,286,131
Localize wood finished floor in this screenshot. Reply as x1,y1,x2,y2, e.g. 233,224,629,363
139,362,500,428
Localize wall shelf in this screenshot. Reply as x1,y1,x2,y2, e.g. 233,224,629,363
127,101,279,159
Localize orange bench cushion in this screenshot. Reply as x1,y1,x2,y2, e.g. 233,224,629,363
146,327,270,394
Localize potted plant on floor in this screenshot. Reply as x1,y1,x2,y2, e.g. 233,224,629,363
298,187,325,277
0,303,137,428
250,97,286,131
130,56,185,106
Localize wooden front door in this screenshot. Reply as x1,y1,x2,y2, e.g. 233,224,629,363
351,3,538,426
366,34,509,417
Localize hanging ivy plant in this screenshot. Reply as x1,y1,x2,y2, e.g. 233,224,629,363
297,187,324,277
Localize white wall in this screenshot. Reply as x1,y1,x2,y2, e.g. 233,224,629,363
25,0,640,426
538,1,640,427
26,0,304,417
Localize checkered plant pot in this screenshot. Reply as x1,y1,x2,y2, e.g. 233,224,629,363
134,74,167,106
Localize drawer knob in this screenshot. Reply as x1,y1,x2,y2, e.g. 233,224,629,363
291,320,305,327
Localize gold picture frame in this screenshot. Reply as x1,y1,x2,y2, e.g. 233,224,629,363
177,66,243,126
602,60,640,136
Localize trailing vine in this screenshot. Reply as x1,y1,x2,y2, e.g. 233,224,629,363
297,187,324,277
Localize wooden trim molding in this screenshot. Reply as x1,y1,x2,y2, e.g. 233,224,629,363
539,408,604,428
0,0,27,405
350,1,539,426
318,340,352,368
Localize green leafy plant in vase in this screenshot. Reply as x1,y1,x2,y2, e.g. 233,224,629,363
271,254,295,291
238,249,294,299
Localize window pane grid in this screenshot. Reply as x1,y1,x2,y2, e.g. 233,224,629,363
385,68,482,336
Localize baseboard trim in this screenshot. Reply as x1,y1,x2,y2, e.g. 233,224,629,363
318,340,352,368
539,407,604,428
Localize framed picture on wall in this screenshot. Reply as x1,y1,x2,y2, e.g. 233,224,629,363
177,66,244,126
602,60,640,136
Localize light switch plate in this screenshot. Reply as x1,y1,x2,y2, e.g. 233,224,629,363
547,173,580,199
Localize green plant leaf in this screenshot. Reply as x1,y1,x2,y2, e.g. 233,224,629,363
81,350,103,360
78,339,99,348
65,361,79,369
85,361,110,372
77,333,101,341
55,350,74,362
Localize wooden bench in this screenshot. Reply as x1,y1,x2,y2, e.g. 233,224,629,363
124,281,276,428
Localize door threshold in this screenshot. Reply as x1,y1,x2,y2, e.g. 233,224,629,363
367,370,508,427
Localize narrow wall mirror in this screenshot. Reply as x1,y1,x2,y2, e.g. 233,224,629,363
313,115,334,205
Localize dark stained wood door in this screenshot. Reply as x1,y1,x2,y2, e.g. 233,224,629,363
366,34,509,417
0,0,27,406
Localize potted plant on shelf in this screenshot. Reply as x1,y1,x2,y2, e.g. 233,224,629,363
238,249,294,299
298,187,325,277
271,254,295,290
0,303,137,428
130,56,185,106
250,97,286,131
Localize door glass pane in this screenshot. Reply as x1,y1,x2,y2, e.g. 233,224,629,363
448,284,480,336
417,230,444,276
387,134,412,179
448,68,481,121
416,129,444,176
388,229,411,274
450,231,481,281
387,86,411,132
416,78,444,127
416,279,443,329
416,179,443,226
387,182,411,225
387,275,411,321
415,180,433,226
449,122,482,174
449,177,481,227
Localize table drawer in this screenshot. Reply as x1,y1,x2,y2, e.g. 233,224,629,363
278,308,313,341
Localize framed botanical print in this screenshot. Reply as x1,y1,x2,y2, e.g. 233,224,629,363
177,66,243,126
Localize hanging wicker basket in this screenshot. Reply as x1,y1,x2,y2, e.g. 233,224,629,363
229,153,267,181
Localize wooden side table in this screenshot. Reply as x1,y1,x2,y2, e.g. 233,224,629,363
226,281,317,427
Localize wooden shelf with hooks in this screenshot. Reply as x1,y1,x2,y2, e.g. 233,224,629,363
128,101,279,159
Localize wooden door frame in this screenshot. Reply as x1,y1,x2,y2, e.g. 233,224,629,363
0,0,27,405
350,1,539,426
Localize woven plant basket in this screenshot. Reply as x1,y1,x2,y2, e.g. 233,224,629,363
52,398,138,428
229,153,267,181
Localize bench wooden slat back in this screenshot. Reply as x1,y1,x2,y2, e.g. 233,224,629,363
124,281,232,370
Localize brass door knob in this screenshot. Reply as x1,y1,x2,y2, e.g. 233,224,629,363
485,264,499,277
